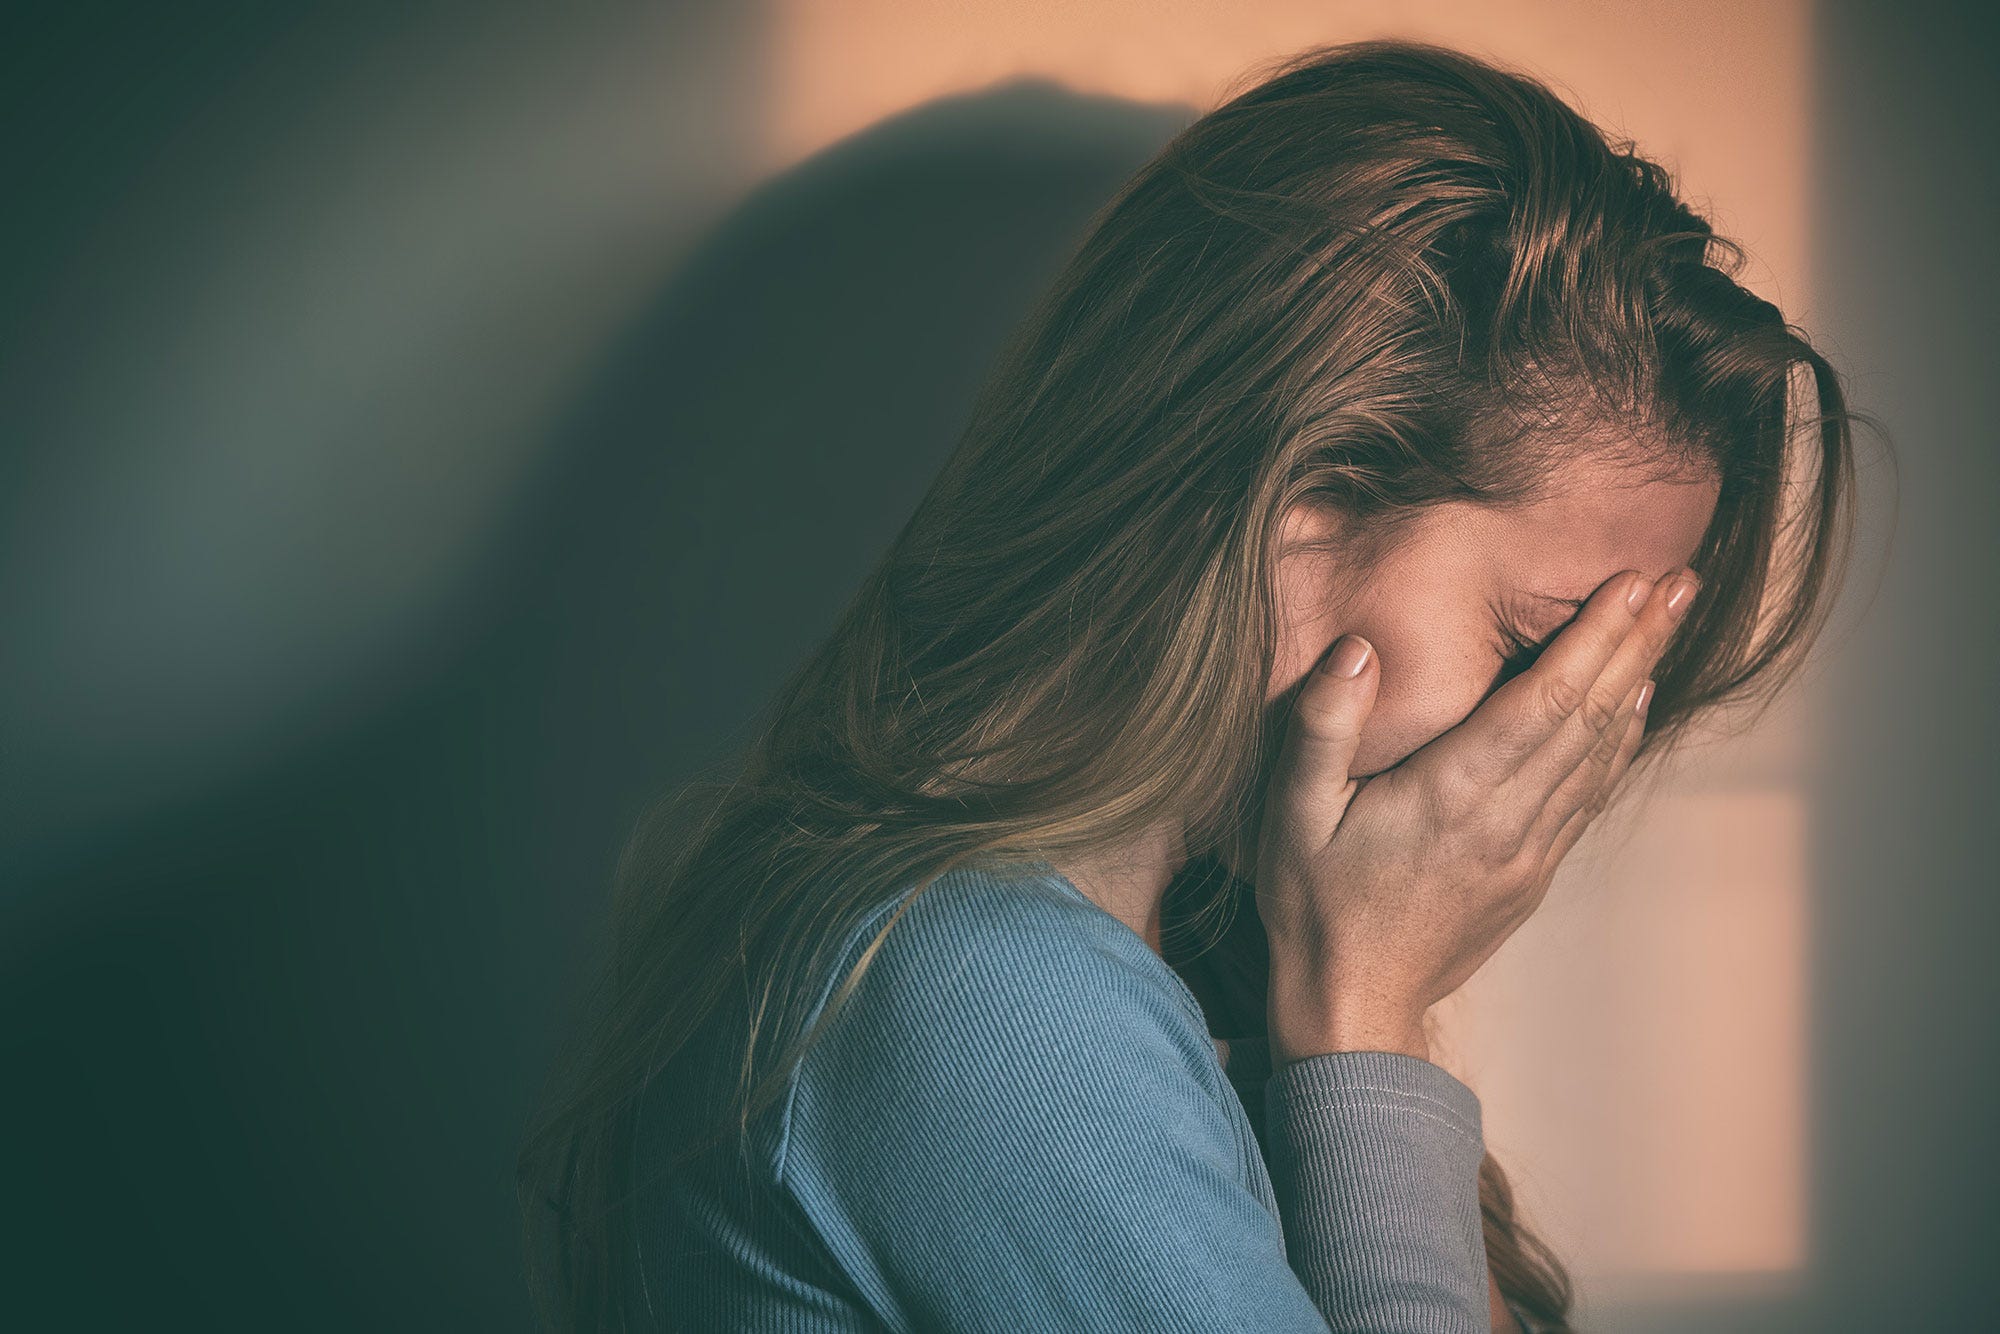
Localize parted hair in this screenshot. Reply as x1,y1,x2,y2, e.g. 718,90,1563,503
519,37,1862,1332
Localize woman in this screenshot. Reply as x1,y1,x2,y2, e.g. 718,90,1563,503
519,38,1858,1333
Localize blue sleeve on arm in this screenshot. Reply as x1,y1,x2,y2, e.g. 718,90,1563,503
771,870,1492,1333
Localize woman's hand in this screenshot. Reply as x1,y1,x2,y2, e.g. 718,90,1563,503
1256,565,1702,1065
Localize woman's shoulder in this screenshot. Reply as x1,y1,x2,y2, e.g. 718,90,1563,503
818,859,1207,1035
853,858,1144,951
769,859,1227,1177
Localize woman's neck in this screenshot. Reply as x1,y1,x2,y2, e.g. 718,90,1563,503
1045,814,1194,955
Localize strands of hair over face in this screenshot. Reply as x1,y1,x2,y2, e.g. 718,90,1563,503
518,38,1864,1332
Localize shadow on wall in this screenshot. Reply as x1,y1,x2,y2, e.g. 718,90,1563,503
4,82,1190,1329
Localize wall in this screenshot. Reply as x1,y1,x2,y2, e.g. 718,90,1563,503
4,3,1990,1329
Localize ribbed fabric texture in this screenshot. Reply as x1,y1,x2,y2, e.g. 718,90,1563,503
630,862,1491,1332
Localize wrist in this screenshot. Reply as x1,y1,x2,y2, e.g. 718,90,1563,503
1266,966,1431,1065
1270,1018,1431,1065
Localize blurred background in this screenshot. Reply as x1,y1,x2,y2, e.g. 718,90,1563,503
2,2,1992,1329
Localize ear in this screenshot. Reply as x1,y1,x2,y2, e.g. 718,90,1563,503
1269,500,1359,703
1277,497,1348,555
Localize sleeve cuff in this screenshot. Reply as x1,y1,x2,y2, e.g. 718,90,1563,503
1261,1049,1490,1332
1264,1048,1483,1150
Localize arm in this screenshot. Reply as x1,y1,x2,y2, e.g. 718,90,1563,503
1262,976,1491,1330
1182,870,1496,1331
775,874,1492,1332
1263,1049,1490,1332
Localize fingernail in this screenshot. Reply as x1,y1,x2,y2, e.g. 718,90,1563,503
1624,574,1653,613
1325,635,1372,678
1665,571,1701,619
1635,678,1655,715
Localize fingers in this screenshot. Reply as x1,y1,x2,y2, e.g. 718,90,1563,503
1436,569,1652,788
1527,674,1650,858
1266,634,1378,852
1537,678,1651,884
1508,567,1698,810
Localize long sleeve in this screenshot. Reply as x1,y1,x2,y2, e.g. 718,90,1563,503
767,867,1491,1333
1265,1049,1490,1330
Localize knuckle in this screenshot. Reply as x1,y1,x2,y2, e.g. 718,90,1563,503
1426,764,1475,816
1497,846,1543,905
1541,673,1585,720
1496,844,1536,888
1503,832,1542,875
1579,690,1620,736
1475,807,1531,867
1592,715,1628,762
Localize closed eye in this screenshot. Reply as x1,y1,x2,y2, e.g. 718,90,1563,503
1499,592,1586,678
1496,624,1552,682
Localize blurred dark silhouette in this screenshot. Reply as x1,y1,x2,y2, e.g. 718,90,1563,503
0,18,1191,1324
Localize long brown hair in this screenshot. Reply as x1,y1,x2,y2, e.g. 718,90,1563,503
519,38,1866,1331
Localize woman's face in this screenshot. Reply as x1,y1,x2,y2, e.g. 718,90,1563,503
1271,461,1721,778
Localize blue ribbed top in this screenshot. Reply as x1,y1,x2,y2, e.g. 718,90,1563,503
630,861,1493,1331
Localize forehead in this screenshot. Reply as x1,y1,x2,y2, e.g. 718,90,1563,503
1428,464,1720,599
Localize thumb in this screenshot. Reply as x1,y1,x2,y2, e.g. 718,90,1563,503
1269,634,1378,850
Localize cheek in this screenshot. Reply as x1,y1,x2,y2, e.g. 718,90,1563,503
1342,629,1503,778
